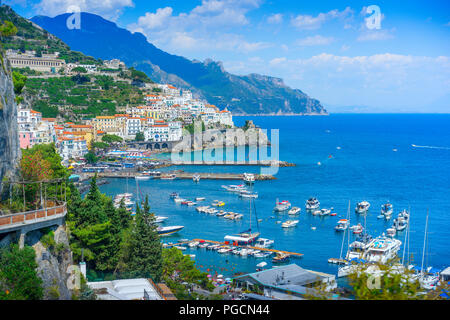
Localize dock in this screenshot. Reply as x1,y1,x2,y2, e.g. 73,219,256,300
166,239,303,257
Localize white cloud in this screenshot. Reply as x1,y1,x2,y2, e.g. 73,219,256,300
127,0,269,56
296,35,334,46
136,7,173,30
267,13,283,24
291,7,353,30
34,0,134,21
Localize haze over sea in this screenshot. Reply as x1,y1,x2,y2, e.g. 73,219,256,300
98,114,450,277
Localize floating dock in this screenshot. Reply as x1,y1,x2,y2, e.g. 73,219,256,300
166,239,303,257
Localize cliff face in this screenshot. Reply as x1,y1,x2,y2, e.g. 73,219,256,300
0,52,20,193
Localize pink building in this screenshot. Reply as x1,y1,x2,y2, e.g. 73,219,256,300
19,131,33,149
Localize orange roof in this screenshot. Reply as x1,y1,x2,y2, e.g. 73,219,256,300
97,130,105,134
42,118,56,122
70,124,92,128
167,85,177,89
114,114,129,118
65,122,74,124
54,125,64,129
30,110,41,114
152,124,168,127
96,116,115,119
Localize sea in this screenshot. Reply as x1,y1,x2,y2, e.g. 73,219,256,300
97,114,450,278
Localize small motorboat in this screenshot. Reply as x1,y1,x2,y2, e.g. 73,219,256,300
135,175,150,181
188,241,199,248
381,203,393,217
195,197,206,201
319,208,331,216
312,210,321,216
169,192,179,199
352,224,364,234
272,253,290,263
160,174,177,180
305,197,320,210
211,200,225,207
335,219,349,231
288,207,301,215
274,199,291,212
254,238,274,248
193,174,201,182
174,197,186,203
355,201,370,214
240,192,258,199
386,228,396,237
281,220,299,228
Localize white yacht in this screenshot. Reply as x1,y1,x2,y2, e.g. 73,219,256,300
305,198,320,210
363,236,402,264
288,207,301,215
254,238,275,248
319,208,331,216
281,220,299,228
355,201,370,214
274,199,291,212
243,173,255,185
154,215,168,223
135,175,151,181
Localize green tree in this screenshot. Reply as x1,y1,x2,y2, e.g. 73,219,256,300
0,244,43,300
135,131,145,141
71,66,87,73
84,151,98,164
125,196,162,281
0,20,17,38
101,134,123,143
12,71,27,95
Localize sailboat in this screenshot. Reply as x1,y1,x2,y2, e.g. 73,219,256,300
419,210,440,290
224,195,260,245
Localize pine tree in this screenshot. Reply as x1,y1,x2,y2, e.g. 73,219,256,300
126,196,162,281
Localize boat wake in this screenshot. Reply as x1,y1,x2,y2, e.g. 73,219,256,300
411,144,450,150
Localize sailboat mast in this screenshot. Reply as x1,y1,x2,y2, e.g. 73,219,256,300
339,200,350,260
249,197,252,233
420,209,429,277
401,206,411,265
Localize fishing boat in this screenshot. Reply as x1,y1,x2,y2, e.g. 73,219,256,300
243,173,255,185
274,199,291,212
335,219,349,231
281,220,299,228
157,225,184,236
381,203,393,218
272,253,290,263
355,201,370,214
193,174,200,182
160,173,177,180
135,175,151,181
288,207,301,215
305,197,320,210
254,238,274,248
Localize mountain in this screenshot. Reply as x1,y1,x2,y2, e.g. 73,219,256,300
31,12,327,115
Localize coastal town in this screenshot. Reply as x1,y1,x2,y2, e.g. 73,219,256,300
0,3,449,306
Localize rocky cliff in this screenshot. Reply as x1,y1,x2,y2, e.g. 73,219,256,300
0,51,20,195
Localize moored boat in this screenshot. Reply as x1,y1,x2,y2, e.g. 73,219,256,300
274,199,291,212
288,207,301,215
305,197,320,210
335,219,349,231
281,220,299,228
355,201,370,214
157,225,184,236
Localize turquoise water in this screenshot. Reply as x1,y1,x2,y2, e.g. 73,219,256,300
98,114,450,277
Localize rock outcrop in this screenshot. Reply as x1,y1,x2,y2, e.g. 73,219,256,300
28,226,74,300
0,51,20,196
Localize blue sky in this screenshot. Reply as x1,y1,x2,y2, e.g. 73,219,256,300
7,0,450,112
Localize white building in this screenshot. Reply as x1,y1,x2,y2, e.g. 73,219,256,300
126,117,142,138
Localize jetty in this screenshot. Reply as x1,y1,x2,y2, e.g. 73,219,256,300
166,238,303,257
170,160,295,167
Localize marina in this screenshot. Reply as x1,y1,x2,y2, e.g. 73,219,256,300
95,115,450,280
